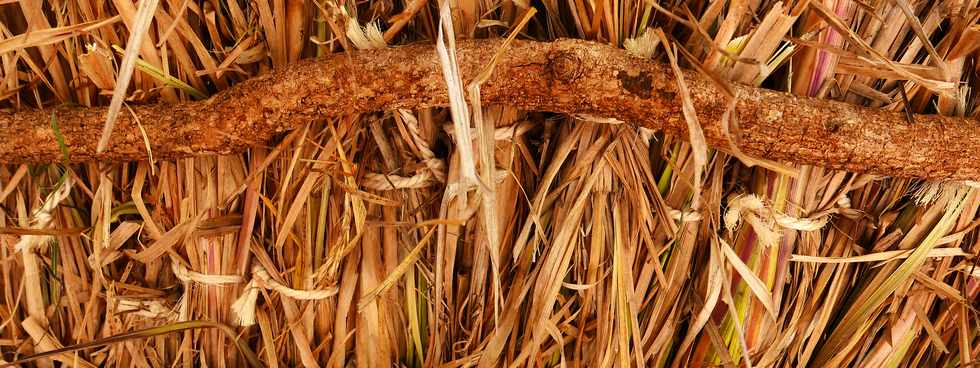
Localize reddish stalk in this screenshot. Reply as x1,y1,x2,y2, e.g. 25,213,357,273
1,39,977,180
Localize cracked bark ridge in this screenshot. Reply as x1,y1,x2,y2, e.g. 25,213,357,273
0,38,977,180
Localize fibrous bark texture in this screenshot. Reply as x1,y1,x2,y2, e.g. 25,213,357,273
1,39,977,180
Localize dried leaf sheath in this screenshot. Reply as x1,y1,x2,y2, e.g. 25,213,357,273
1,38,977,180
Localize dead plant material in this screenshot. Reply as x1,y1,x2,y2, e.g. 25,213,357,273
1,39,977,180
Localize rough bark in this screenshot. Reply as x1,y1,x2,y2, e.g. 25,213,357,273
1,39,977,180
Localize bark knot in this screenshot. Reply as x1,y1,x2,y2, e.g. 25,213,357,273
546,50,584,84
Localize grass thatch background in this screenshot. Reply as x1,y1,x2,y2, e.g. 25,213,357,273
1,0,979,366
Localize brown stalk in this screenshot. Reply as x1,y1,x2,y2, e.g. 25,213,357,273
1,39,977,180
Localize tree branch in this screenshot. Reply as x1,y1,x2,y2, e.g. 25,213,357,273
1,39,977,180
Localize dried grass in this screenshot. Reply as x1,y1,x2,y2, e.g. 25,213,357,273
0,0,978,367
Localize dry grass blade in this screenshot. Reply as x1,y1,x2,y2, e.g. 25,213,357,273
814,189,969,366
436,1,477,185
657,29,707,209
97,0,160,153
0,0,978,367
0,321,262,368
790,247,968,264
357,226,436,310
719,238,777,319
808,0,954,96
0,16,121,55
